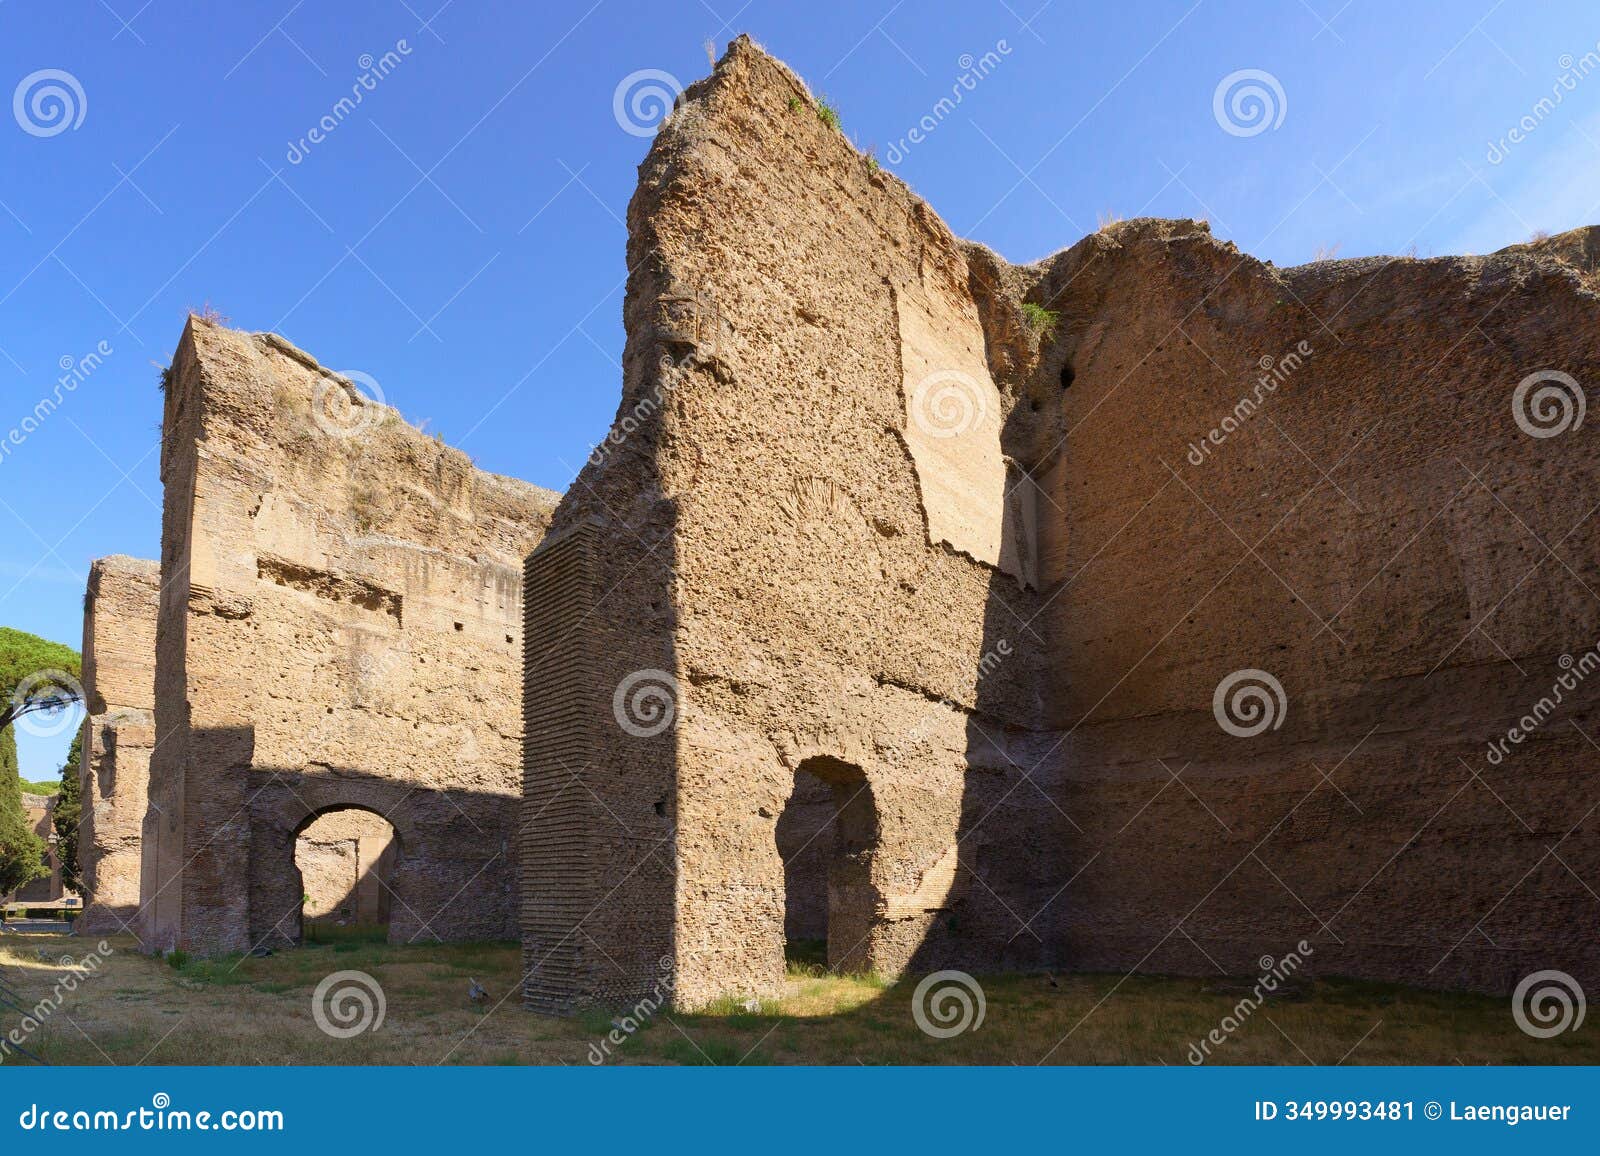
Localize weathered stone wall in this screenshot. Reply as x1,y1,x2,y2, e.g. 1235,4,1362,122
142,319,557,954
523,37,1600,1010
523,38,1060,1011
77,554,160,935
1030,219,1600,993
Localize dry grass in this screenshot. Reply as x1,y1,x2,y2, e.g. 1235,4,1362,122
2,932,1592,1066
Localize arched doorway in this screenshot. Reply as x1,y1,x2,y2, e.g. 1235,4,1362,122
293,807,398,941
774,755,880,973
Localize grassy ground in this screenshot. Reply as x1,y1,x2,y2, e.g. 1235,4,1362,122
1,930,1592,1066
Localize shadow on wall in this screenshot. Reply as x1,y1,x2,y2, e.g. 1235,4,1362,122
141,726,517,952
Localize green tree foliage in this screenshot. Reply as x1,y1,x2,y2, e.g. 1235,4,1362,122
0,626,82,898
53,732,83,894
0,626,83,733
0,724,46,897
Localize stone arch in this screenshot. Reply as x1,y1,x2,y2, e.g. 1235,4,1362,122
774,753,883,974
247,773,435,948
293,806,398,935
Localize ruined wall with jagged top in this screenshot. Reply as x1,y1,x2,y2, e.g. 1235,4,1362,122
1029,218,1600,992
78,554,160,935
141,319,558,954
523,36,1600,1010
523,36,1068,1012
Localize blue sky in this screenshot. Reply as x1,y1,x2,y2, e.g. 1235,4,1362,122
2,0,1597,777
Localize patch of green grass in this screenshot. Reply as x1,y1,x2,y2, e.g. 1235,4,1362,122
1021,301,1060,340
172,957,251,986
785,938,828,975
659,1036,743,1066
788,95,802,113
305,921,388,947
816,98,840,131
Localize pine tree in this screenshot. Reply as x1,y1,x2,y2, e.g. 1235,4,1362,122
53,732,83,894
0,626,81,899
0,723,46,898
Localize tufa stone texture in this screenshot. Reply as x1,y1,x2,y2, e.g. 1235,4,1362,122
520,36,1600,1011
139,319,558,954
77,554,160,935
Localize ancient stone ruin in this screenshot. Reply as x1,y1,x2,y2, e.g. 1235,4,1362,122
521,38,1600,1011
134,321,556,954
68,37,1600,1017
77,554,160,935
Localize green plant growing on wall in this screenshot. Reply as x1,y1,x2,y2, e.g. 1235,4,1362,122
1021,301,1060,341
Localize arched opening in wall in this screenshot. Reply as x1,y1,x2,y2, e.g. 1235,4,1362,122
774,756,879,974
293,807,398,945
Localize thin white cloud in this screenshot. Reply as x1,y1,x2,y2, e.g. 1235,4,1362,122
1446,111,1600,255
